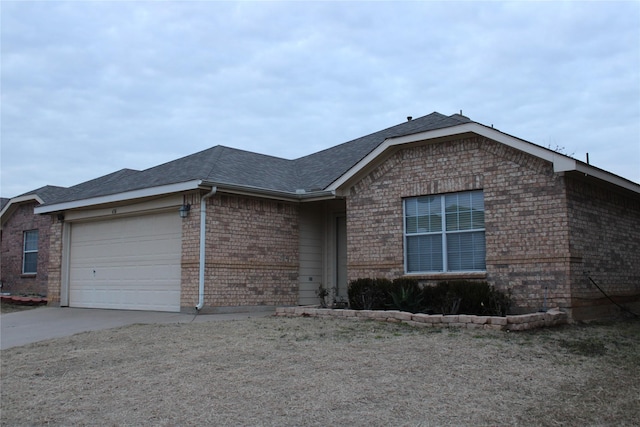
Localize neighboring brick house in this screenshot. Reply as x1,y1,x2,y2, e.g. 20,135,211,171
0,186,68,296
30,112,640,320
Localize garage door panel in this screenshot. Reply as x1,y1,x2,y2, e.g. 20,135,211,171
69,212,182,312
72,234,180,256
72,257,182,271
71,289,181,311
99,264,180,280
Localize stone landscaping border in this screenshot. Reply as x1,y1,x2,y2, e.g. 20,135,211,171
275,306,568,331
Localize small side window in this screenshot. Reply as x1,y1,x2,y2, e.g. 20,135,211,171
23,230,39,274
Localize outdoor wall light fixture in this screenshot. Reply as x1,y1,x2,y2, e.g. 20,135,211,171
179,204,191,218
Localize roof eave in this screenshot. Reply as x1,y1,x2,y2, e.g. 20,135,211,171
34,180,207,214
326,122,640,195
570,162,640,193
325,124,476,191
0,194,45,225
202,180,337,202
34,178,339,214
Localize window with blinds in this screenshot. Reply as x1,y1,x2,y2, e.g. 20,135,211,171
404,191,485,273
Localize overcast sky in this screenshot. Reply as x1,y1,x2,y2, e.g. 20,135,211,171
2,1,639,198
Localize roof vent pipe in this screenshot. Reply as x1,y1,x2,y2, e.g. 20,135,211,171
407,116,412,121
196,186,217,311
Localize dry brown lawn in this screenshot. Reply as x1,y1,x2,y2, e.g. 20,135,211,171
0,302,40,314
1,316,639,426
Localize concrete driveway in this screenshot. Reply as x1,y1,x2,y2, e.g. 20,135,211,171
0,306,274,350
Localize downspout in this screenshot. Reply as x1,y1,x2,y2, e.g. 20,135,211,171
196,187,217,311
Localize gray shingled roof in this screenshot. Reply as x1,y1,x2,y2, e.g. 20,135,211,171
40,112,471,205
45,146,299,205
18,185,72,203
294,112,470,190
0,197,10,211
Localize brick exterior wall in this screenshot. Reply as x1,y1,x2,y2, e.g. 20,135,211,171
565,176,640,319
346,136,573,314
46,218,64,305
181,192,299,310
0,202,53,296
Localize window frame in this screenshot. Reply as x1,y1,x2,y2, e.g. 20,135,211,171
403,190,486,274
22,229,39,275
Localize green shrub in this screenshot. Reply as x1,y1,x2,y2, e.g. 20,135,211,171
388,278,423,313
349,278,511,316
450,281,492,315
486,286,512,316
347,278,371,310
422,281,511,316
422,283,462,314
347,278,393,310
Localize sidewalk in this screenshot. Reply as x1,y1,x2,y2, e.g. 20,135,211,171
1,306,274,350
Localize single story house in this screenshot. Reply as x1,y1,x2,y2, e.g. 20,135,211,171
24,112,640,320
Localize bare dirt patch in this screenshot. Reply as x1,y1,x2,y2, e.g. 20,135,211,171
1,317,638,426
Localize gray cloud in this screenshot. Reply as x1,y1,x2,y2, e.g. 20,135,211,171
1,1,638,197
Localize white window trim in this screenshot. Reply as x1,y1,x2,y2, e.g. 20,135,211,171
403,191,486,274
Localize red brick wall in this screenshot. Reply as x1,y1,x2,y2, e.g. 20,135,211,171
346,137,573,314
0,202,53,296
181,192,299,310
565,175,640,320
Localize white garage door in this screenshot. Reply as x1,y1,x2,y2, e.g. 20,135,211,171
69,211,182,312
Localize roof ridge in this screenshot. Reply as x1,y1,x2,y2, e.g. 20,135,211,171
204,145,225,180
17,184,68,197
35,111,475,204
294,112,453,161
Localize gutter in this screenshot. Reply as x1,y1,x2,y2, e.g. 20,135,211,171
200,180,338,202
196,186,217,311
34,180,205,214
33,179,338,216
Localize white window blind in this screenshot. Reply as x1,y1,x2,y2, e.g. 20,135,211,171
404,191,485,273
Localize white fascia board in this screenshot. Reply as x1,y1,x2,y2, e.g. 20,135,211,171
34,180,205,214
211,182,300,201
462,123,577,172
573,162,640,193
298,191,339,202
0,194,45,218
327,124,484,191
327,122,638,194
206,181,337,202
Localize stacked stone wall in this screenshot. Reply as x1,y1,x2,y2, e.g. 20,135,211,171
275,306,568,331
346,137,572,314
